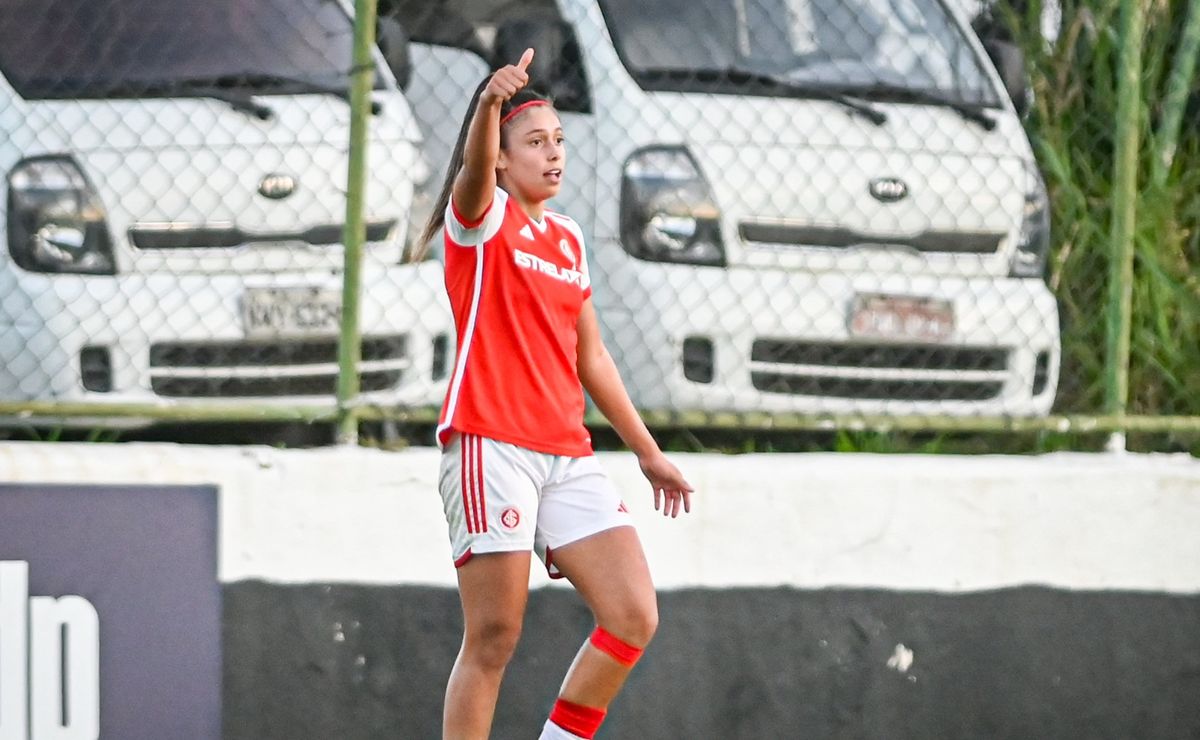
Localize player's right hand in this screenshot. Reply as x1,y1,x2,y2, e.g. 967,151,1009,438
482,48,534,105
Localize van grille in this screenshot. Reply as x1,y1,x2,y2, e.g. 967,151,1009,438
149,335,408,398
738,223,1005,254
130,220,396,249
750,339,1008,401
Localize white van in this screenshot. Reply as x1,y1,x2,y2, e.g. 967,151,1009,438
397,0,1060,418
0,0,452,427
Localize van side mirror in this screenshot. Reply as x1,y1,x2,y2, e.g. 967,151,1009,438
493,19,590,113
377,16,412,90
982,37,1030,117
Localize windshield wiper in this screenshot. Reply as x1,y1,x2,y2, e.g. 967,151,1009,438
841,84,998,130
222,72,382,115
94,79,275,120
637,67,888,126
196,90,275,120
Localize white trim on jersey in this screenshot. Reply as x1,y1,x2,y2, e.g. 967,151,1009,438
437,189,508,445
445,189,507,247
436,240,485,446
546,211,590,293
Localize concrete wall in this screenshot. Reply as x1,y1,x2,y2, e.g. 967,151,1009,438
222,582,1200,740
2,442,1199,738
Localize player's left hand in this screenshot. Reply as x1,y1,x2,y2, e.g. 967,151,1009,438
482,47,534,106
638,451,693,518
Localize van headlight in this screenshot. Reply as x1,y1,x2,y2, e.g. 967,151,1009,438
1011,168,1050,278
7,156,115,275
620,147,725,266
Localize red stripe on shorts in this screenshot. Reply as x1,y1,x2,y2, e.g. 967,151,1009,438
459,435,489,535
461,435,474,534
474,436,488,533
463,431,477,530
467,435,477,533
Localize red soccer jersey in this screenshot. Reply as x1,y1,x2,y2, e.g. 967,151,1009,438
436,187,594,457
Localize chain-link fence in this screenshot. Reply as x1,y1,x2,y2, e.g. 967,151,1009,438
0,0,1196,447
0,0,451,435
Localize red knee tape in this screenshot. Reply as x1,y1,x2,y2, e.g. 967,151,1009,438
550,698,606,739
589,626,644,667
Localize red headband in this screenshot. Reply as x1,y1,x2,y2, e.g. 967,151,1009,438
500,100,550,127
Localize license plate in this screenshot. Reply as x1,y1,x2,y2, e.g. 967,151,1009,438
241,287,342,339
849,294,954,342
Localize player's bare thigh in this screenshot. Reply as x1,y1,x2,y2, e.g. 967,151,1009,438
549,526,657,643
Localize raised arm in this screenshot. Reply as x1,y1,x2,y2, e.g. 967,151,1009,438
451,48,534,223
576,299,693,517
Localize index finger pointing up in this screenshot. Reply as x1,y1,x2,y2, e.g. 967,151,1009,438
516,47,534,72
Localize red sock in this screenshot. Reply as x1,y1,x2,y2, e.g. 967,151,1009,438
589,626,644,667
549,698,606,739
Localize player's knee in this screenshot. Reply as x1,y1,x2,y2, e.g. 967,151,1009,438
630,600,659,646
465,616,523,670
605,598,658,647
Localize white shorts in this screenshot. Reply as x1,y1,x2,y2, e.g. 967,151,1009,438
438,433,633,577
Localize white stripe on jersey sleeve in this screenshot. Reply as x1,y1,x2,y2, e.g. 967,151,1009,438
546,212,590,293
446,187,508,247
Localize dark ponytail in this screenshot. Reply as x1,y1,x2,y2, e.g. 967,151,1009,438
412,78,553,260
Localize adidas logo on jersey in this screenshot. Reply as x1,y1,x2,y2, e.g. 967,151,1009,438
519,224,534,240
514,248,584,286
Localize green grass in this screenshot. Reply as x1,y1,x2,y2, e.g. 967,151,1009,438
1009,0,1200,417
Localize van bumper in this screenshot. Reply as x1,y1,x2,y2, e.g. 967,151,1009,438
0,261,453,428
593,251,1060,418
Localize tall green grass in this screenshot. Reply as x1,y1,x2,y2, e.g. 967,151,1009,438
1005,0,1200,416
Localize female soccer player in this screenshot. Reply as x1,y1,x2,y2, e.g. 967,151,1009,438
416,48,694,740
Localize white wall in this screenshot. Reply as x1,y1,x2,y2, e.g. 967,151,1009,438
1,442,1197,593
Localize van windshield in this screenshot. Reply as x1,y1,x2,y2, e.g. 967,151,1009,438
0,0,375,100
597,0,999,106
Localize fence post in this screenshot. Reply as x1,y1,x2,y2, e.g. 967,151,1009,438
1153,0,1200,184
1105,0,1149,451
337,0,380,445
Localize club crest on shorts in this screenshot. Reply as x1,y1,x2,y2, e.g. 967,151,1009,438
500,506,521,529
